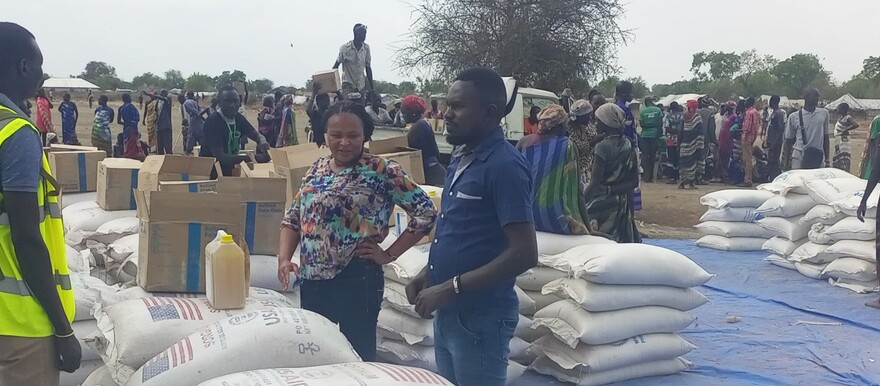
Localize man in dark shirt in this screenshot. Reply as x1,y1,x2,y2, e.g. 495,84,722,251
200,86,269,177
406,67,537,386
308,92,330,147
764,95,786,179
153,89,173,154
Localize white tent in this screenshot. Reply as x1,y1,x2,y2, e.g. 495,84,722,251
827,93,880,112
42,77,99,90
654,93,704,107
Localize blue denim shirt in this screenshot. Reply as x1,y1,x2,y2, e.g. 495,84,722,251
428,128,533,311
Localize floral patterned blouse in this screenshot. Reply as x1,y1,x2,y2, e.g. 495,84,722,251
281,153,437,280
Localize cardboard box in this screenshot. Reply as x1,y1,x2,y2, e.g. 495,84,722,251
135,190,243,293
312,69,341,94
217,170,287,255
269,144,330,207
158,180,218,193
394,185,443,245
96,158,142,210
48,150,106,193
368,136,426,184
138,155,216,192
47,144,100,152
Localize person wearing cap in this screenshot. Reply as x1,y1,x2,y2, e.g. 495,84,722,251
568,99,600,182
400,95,446,186
639,96,663,182
333,23,374,97
517,104,590,235
583,103,641,243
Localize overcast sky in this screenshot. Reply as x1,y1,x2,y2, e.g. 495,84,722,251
6,0,878,88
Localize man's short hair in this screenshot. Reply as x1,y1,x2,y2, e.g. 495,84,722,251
769,95,780,107
0,22,36,69
616,80,633,93
454,67,507,115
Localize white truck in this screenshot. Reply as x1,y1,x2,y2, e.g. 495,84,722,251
371,78,559,164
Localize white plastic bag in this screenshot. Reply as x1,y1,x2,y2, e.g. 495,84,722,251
789,242,834,264
530,355,692,386
794,261,830,280
762,237,806,257
801,204,846,225
822,239,875,262
804,178,867,205
764,254,796,270
828,277,879,293
697,235,766,251
696,221,768,238
535,231,616,256
700,189,774,209
516,266,567,291
530,333,695,373
546,244,712,288
127,308,361,386
384,281,419,318
822,257,877,282
195,363,452,386
531,300,695,347
542,278,707,312
825,217,875,241
756,216,810,241
756,194,816,218
699,207,762,222
377,306,433,346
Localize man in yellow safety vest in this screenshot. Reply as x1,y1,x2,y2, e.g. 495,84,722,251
0,22,81,385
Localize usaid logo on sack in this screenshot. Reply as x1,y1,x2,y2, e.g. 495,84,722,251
228,312,259,325
299,368,334,379
853,191,865,198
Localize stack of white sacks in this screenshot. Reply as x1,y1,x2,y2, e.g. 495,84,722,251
527,243,711,385
777,173,879,293
693,169,879,294
695,189,774,251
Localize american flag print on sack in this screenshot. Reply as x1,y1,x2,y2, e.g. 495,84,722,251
142,297,204,321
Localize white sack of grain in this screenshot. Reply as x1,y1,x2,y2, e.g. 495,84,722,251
535,231,616,256
696,235,767,251
516,286,536,316
377,306,433,346
530,333,695,373
822,239,875,262
516,266,567,291
764,254,797,270
699,207,762,222
531,300,695,347
384,245,430,284
696,221,768,238
700,189,774,209
803,178,867,205
762,236,806,257
759,168,858,196
828,277,880,293
530,355,692,386
825,217,875,241
542,278,707,312
376,337,437,372
524,290,564,313
546,244,711,288
61,192,98,210
85,217,139,245
789,242,835,264
196,363,452,386
822,257,878,282
808,223,835,245
756,216,810,240
63,201,137,234
72,272,120,321
794,261,830,280
756,193,816,218
801,204,846,225
126,308,361,386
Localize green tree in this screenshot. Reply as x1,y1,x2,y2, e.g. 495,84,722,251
80,61,117,80
185,73,215,91
93,74,126,91
734,50,777,96
373,80,401,95
841,75,880,99
398,81,418,95
248,78,275,94
595,76,620,97
131,72,163,90
163,69,185,89
214,70,248,89
772,54,831,97
626,77,649,99
861,56,880,80
690,51,741,80
416,76,450,95
397,0,628,93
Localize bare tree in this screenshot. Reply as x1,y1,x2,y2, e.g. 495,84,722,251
396,0,628,93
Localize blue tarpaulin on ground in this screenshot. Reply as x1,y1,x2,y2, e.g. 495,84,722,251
512,239,880,386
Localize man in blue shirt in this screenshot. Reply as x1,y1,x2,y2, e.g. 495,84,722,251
406,67,537,386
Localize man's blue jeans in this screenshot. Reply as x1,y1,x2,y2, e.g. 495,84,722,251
433,306,518,386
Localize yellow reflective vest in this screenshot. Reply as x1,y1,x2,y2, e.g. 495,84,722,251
0,103,74,337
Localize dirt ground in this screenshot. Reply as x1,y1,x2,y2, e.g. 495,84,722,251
50,97,874,239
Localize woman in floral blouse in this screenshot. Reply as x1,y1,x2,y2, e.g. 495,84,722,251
277,101,436,361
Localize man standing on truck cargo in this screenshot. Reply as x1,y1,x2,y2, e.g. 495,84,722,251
0,22,82,385
406,67,538,386
333,23,374,98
